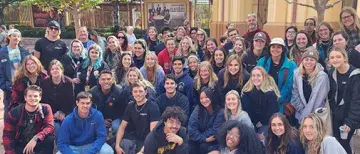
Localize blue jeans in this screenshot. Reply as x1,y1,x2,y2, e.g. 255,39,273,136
111,118,121,135
56,143,113,154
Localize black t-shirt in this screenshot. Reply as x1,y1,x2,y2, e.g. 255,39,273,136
123,100,161,141
302,75,312,103
34,38,68,70
337,70,351,104
19,111,36,143
269,61,280,85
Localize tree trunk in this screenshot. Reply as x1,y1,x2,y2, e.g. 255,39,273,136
72,10,82,38
317,8,325,23
113,0,120,33
0,7,4,25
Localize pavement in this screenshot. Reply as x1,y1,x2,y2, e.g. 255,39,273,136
0,37,359,153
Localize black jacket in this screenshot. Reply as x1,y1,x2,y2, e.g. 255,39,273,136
329,68,360,130
144,120,188,154
90,84,128,120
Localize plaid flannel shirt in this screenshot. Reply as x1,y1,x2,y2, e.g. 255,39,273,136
345,28,360,49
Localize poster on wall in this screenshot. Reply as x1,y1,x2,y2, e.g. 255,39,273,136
147,3,187,29
32,6,60,27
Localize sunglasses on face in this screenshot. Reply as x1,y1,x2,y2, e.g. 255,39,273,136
49,26,59,31
117,36,125,39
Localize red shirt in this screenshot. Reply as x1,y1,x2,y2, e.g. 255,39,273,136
157,48,177,74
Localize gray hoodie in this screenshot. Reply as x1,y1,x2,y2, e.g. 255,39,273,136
291,63,330,122
305,136,347,154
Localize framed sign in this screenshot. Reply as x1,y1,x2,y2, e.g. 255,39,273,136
147,3,187,29
32,6,60,27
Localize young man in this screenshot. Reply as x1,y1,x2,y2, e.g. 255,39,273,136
242,31,268,73
304,17,317,44
77,26,95,51
223,28,239,53
156,74,189,115
144,106,188,153
89,70,128,134
3,85,54,154
155,26,171,55
242,13,270,48
57,91,114,154
170,56,193,100
115,81,161,154
34,20,68,70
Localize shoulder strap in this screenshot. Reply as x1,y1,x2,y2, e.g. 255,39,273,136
281,68,289,89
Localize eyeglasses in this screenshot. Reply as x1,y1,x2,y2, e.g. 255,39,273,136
341,14,353,21
227,130,240,138
166,119,181,126
49,26,59,31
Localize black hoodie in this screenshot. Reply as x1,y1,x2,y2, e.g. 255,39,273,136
144,120,188,154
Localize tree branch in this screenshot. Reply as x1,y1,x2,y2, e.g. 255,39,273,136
326,0,342,9
284,0,316,10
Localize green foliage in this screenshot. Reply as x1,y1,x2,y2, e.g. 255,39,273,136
22,0,104,12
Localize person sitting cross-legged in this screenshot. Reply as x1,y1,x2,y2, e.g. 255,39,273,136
56,91,114,154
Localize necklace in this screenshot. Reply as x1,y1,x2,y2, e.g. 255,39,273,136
26,111,36,123
135,102,146,112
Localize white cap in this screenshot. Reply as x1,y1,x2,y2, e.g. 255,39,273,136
269,38,285,46
7,29,21,36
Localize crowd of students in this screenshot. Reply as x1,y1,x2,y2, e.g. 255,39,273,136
1,6,360,154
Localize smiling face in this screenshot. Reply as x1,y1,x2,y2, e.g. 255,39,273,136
197,31,205,42
133,43,145,57
50,64,63,78
145,54,156,68
181,39,190,51
234,40,244,53
148,29,157,39
164,117,181,133
128,71,139,84
226,127,240,150
164,78,177,95
199,66,210,80
251,69,263,88
318,25,330,41
200,91,211,108
329,50,347,69
286,28,296,40
132,86,147,103
89,48,100,61
108,37,118,51
117,33,125,45
76,98,92,117
253,39,265,51
271,117,285,137
25,90,41,108
188,58,199,71
99,73,114,91
270,44,283,58
25,59,38,74
206,40,217,54
166,40,176,52
72,42,82,56
304,19,315,33
302,57,317,73
296,33,308,49
332,34,347,49
122,54,132,68
302,118,316,141
214,50,225,64
78,27,88,40
172,60,184,74
228,60,240,75
226,93,239,111
341,12,354,28
247,16,257,30
48,26,60,38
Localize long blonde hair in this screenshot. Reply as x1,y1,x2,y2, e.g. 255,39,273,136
340,7,360,31
143,52,161,84
194,61,218,91
224,90,244,120
298,61,320,85
300,114,327,154
125,67,155,91
177,36,196,57
223,54,244,88
13,55,44,83
242,66,280,99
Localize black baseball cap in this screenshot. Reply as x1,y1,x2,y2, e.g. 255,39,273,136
48,20,60,29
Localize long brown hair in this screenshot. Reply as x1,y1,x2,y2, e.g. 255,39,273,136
13,55,44,83
300,114,327,154
266,113,300,154
223,54,244,88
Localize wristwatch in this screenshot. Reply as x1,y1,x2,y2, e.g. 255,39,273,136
32,136,39,142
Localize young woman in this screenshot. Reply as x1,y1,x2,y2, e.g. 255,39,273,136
328,47,360,154
66,39,87,77
284,26,298,52
113,52,134,86
339,7,360,49
190,27,198,43
75,44,109,93
242,32,268,73
116,31,132,51
266,113,304,154
176,36,196,67
216,54,249,102
230,37,246,57
332,31,360,68
188,87,225,154
211,48,227,75
103,36,121,69
10,55,47,110
145,26,161,52
40,60,74,135
196,28,208,61
158,37,178,74
224,90,253,129
203,38,218,61
132,39,148,69
175,26,186,44
290,47,329,123
140,52,165,94
314,22,334,70
241,66,280,140
300,114,346,154
124,67,156,102
208,120,265,154
257,38,297,114
188,55,200,78
191,61,218,111
289,30,312,65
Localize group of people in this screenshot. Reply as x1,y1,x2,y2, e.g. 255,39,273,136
1,6,360,154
